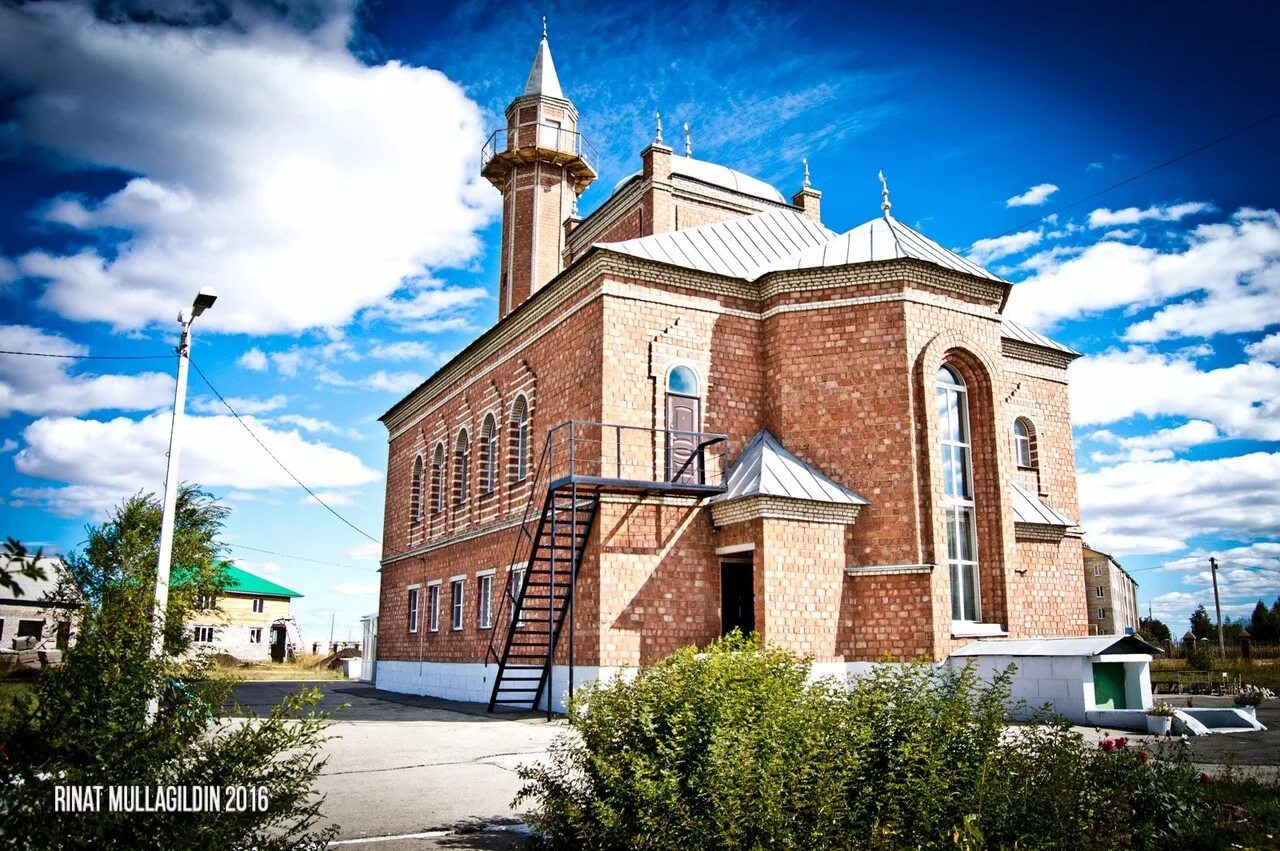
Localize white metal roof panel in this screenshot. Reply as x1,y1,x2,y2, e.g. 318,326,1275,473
523,37,564,99
761,215,1005,282
597,208,836,280
951,635,1159,658
670,156,786,203
709,429,869,506
1010,483,1076,526
999,318,1081,356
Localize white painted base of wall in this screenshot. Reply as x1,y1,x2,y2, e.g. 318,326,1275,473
374,661,638,713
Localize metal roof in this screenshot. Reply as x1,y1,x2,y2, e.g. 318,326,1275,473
523,36,564,99
609,156,787,204
761,214,1005,282
1000,318,1080,356
0,556,76,603
221,564,304,598
1010,483,1076,526
951,634,1160,657
597,207,836,280
708,429,869,506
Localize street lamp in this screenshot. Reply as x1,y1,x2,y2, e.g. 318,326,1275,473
146,287,217,721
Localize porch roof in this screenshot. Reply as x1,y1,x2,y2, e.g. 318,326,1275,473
708,429,868,506
952,634,1160,658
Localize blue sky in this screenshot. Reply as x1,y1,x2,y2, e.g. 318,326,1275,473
1,0,1277,644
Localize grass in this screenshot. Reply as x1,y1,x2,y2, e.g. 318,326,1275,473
1152,657,1280,694
0,679,35,711
214,653,350,681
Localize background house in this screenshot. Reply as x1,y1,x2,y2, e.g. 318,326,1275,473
0,555,80,653
1083,544,1139,635
188,564,304,662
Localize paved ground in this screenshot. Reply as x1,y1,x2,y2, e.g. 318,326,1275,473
230,681,564,849
230,682,1280,848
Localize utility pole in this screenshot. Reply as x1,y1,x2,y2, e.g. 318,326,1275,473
329,613,335,652
1210,556,1225,659
147,288,218,722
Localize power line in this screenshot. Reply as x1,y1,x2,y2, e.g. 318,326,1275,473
0,348,174,360
189,357,382,545
224,542,378,573
965,108,1280,251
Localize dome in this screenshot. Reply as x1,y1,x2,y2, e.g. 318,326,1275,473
609,156,786,204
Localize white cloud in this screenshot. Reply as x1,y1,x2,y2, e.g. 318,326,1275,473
0,439,16,453
369,285,490,332
317,369,423,394
967,230,1042,265
1086,201,1213,228
346,541,383,563
1005,183,1058,207
0,2,497,335
302,490,355,507
273,413,364,439
1006,208,1280,336
0,325,174,417
238,348,269,372
191,393,287,415
11,411,379,517
335,581,379,596
1077,451,1280,555
1087,419,1219,464
1102,228,1138,240
368,341,438,362
1246,332,1280,362
1070,347,1280,440
0,256,16,285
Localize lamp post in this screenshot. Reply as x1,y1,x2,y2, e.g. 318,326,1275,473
146,288,217,721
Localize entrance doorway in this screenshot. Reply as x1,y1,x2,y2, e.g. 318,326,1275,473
720,557,755,637
665,366,702,483
1092,662,1128,709
269,625,288,663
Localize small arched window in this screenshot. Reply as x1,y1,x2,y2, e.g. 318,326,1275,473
510,395,530,482
667,365,699,396
454,428,470,505
410,454,424,523
480,413,498,494
1013,417,1036,469
431,443,445,514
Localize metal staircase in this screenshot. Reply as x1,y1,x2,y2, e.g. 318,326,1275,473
485,420,729,717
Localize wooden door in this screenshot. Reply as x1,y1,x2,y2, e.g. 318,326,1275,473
666,393,702,482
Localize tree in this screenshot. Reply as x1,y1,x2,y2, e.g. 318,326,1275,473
1253,600,1280,644
1189,604,1215,640
1138,616,1171,645
0,486,338,849
0,537,48,597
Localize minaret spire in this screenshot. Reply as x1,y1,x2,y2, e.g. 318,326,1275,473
802,157,811,189
523,20,564,98
878,169,892,216
655,111,663,145
683,122,692,157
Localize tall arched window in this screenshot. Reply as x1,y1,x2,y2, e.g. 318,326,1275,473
480,413,498,494
1013,417,1036,469
510,395,530,482
431,443,445,514
937,365,980,622
454,428,470,505
409,454,424,523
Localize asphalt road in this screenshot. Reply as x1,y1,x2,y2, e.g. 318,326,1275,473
230,681,565,849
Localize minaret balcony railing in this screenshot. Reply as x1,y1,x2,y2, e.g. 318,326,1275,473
481,123,598,171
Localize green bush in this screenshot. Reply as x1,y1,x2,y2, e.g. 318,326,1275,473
516,634,1232,850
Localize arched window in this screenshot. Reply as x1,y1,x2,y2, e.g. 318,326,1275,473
1013,417,1036,469
409,454,424,523
510,395,530,482
937,365,980,622
480,413,498,494
667,365,699,395
454,428,470,505
431,443,445,514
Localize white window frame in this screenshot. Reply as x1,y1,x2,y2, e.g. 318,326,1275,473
481,413,499,494
511,395,530,482
427,581,441,632
477,571,494,629
249,627,262,644
432,443,446,514
407,585,421,634
509,565,527,626
1098,607,1107,620
454,429,470,505
450,578,465,631
410,453,425,523
938,365,981,624
1096,585,1105,598
1093,563,1102,577
251,597,264,614
1013,418,1034,468
194,625,215,643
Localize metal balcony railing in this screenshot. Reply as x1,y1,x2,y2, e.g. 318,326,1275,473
481,123,598,170
542,420,729,493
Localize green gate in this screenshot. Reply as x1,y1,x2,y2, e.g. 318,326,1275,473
1092,662,1128,709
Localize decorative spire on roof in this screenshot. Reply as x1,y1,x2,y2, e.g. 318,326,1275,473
878,169,892,215
683,122,692,157
802,157,811,189
523,20,564,99
654,111,663,145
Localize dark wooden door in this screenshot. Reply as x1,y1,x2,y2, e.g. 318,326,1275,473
720,559,755,637
270,626,287,663
665,393,702,482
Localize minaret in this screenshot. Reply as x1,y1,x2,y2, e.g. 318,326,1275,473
482,24,596,320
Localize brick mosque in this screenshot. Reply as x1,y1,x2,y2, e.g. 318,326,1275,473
374,30,1088,711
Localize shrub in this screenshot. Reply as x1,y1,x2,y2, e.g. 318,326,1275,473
516,634,1218,851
